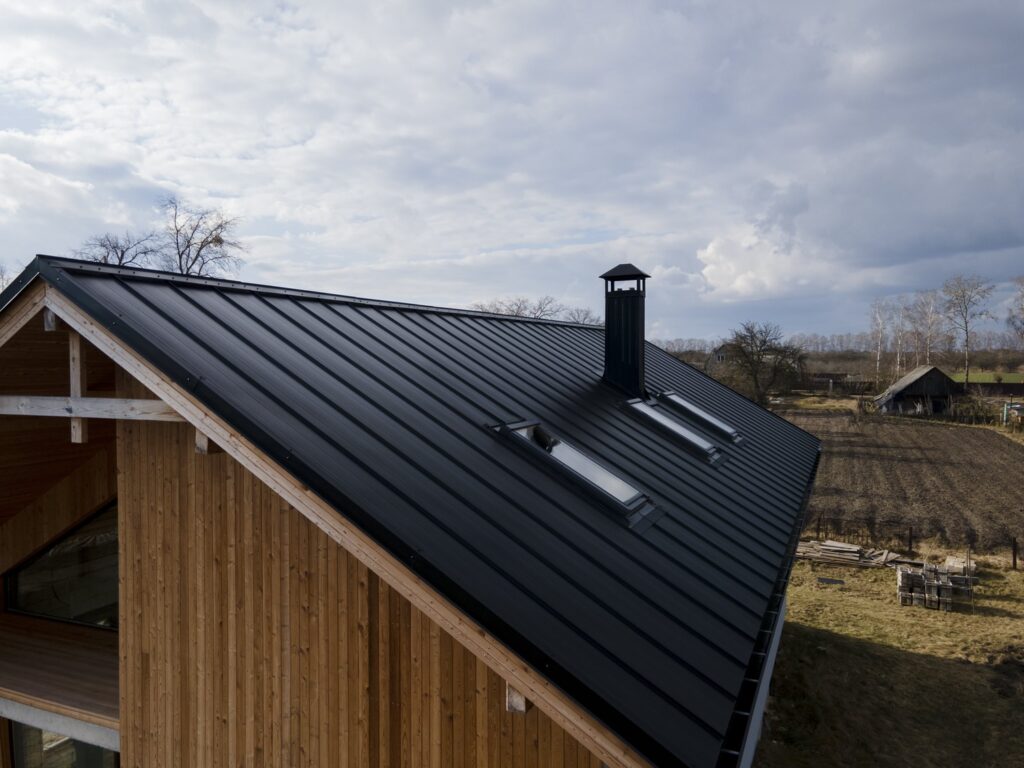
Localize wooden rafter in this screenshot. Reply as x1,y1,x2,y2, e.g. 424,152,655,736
0,396,185,422
41,283,650,768
68,331,88,442
0,282,46,350
194,428,224,455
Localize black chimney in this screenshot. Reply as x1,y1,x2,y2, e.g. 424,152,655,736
600,263,650,397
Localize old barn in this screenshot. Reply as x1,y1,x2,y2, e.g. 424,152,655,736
874,365,958,415
0,257,819,768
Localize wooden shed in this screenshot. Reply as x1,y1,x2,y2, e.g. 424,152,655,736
0,257,819,768
874,365,958,415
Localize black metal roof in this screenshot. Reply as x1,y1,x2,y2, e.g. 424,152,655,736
2,257,820,768
600,263,651,280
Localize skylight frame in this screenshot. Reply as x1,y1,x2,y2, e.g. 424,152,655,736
658,390,742,443
496,420,658,528
628,400,723,463
507,421,643,505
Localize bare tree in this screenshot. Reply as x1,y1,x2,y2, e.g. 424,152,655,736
942,274,994,388
909,289,945,366
563,306,600,324
1008,276,1024,347
869,299,889,389
889,297,909,379
471,295,565,319
720,321,805,405
74,231,162,267
160,197,245,277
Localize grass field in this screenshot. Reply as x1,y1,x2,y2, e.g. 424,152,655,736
950,371,1024,383
753,408,1024,767
756,560,1024,768
782,409,1024,548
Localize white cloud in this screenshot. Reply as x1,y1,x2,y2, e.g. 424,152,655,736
0,1,1022,338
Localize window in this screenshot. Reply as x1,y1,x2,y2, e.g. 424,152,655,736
6,503,118,629
660,392,740,442
510,424,642,505
630,401,720,460
10,722,119,768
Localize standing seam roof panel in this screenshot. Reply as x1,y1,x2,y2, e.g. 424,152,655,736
8,258,821,768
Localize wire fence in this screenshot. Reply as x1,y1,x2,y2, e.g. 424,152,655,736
807,515,1021,562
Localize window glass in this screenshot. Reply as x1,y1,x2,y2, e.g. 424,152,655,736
8,503,118,629
11,722,119,768
662,393,740,441
513,425,640,504
631,402,718,457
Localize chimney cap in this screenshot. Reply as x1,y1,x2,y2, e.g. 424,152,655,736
600,263,650,281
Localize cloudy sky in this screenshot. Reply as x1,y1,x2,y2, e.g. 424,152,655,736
1,0,1022,339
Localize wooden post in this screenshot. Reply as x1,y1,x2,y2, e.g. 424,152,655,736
68,330,88,444
42,307,61,332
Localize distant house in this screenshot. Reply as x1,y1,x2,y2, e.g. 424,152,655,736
874,366,958,415
0,257,820,768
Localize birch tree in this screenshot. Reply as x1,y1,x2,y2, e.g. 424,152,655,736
910,289,945,366
870,299,889,389
1008,276,1024,347
889,298,909,378
942,274,994,388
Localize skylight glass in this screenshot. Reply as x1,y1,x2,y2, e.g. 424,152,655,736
662,392,740,441
512,425,641,504
631,402,719,458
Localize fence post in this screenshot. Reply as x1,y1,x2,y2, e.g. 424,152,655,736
908,526,913,554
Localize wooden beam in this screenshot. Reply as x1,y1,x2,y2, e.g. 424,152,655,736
506,682,528,714
42,284,650,768
0,281,45,350
68,331,88,443
0,396,185,422
42,307,62,332
194,428,224,455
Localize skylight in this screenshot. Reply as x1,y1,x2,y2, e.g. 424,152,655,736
511,424,641,504
660,392,740,442
630,401,720,460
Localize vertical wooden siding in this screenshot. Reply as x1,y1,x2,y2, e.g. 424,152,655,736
118,418,603,768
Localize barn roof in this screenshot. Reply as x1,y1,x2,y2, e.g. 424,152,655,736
874,365,956,405
1,256,820,768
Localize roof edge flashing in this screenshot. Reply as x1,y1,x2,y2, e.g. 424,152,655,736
29,255,601,328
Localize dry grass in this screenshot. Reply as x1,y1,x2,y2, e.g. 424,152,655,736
950,371,1024,383
783,394,861,412
756,560,1024,768
755,404,1024,767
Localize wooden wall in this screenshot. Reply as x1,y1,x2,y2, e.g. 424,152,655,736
118,407,603,766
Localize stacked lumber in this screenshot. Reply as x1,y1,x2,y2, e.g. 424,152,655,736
897,563,973,611
796,539,902,567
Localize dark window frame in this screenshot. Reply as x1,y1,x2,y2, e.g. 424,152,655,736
8,720,120,767
4,500,119,633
